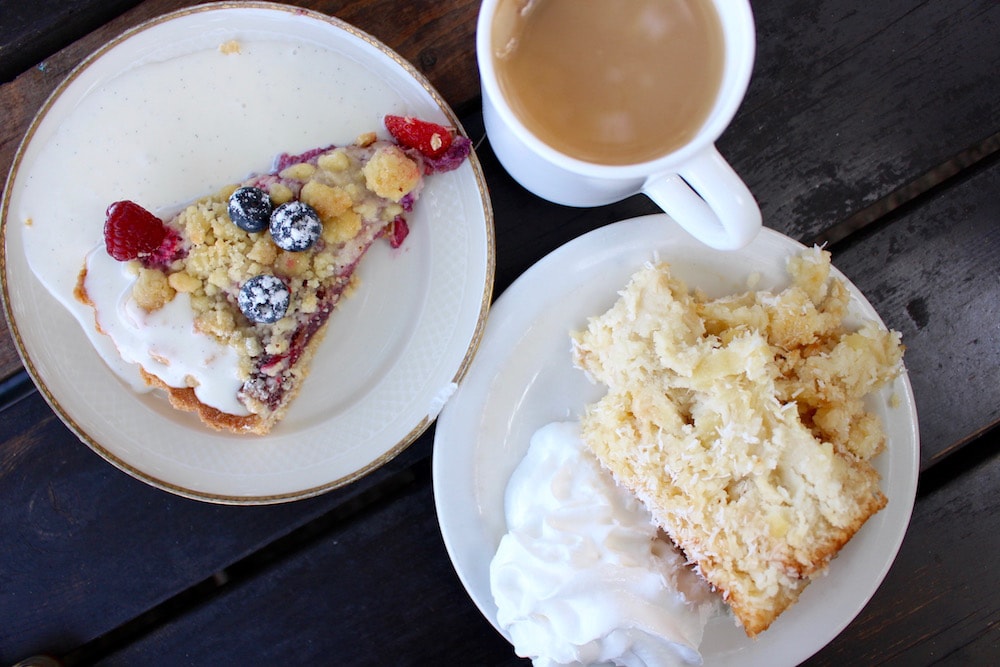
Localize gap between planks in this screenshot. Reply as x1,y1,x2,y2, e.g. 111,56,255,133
814,129,1000,249
6,126,1000,667
48,458,431,667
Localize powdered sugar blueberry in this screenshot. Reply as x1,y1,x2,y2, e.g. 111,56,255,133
269,201,322,251
238,275,290,324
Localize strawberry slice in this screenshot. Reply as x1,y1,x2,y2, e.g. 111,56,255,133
384,115,454,158
104,200,168,261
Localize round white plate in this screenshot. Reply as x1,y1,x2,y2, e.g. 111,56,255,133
1,2,493,503
433,215,918,666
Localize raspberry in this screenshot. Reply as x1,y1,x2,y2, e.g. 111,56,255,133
387,217,409,249
104,200,168,261
384,115,454,158
142,227,187,271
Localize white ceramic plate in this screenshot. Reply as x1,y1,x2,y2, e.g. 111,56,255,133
433,215,918,666
1,3,493,503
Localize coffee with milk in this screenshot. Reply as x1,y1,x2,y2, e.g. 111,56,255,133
491,0,725,165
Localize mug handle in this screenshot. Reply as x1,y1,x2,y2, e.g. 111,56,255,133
642,146,761,250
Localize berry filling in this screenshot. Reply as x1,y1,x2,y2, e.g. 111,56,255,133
240,283,339,411
386,217,409,249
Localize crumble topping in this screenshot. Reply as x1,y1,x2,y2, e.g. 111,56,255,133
125,137,419,397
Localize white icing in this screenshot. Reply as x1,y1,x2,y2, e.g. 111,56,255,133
84,247,248,415
490,421,720,667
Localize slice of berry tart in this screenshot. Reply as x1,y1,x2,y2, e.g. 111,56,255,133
75,116,471,435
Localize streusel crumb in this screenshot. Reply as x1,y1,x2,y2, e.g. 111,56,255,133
219,40,241,55
133,267,174,311
363,145,421,201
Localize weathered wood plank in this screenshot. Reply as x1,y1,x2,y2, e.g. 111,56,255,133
94,434,1000,667
729,0,1000,242
803,433,1000,666
86,459,528,667
0,0,143,84
831,158,1000,467
0,389,435,663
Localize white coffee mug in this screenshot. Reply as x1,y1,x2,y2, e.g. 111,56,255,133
477,0,761,250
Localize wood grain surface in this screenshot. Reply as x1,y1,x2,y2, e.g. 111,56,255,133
1,0,998,665
0,386,438,661
62,429,1000,667
833,159,1000,467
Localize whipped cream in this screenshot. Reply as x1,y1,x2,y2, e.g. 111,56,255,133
83,247,248,415
490,422,720,667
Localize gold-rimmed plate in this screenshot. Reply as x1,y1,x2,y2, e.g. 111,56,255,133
1,2,493,503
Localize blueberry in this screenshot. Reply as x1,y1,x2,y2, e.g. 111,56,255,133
238,274,290,324
269,201,321,251
228,187,273,233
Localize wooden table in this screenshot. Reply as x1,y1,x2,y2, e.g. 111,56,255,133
2,1,998,664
